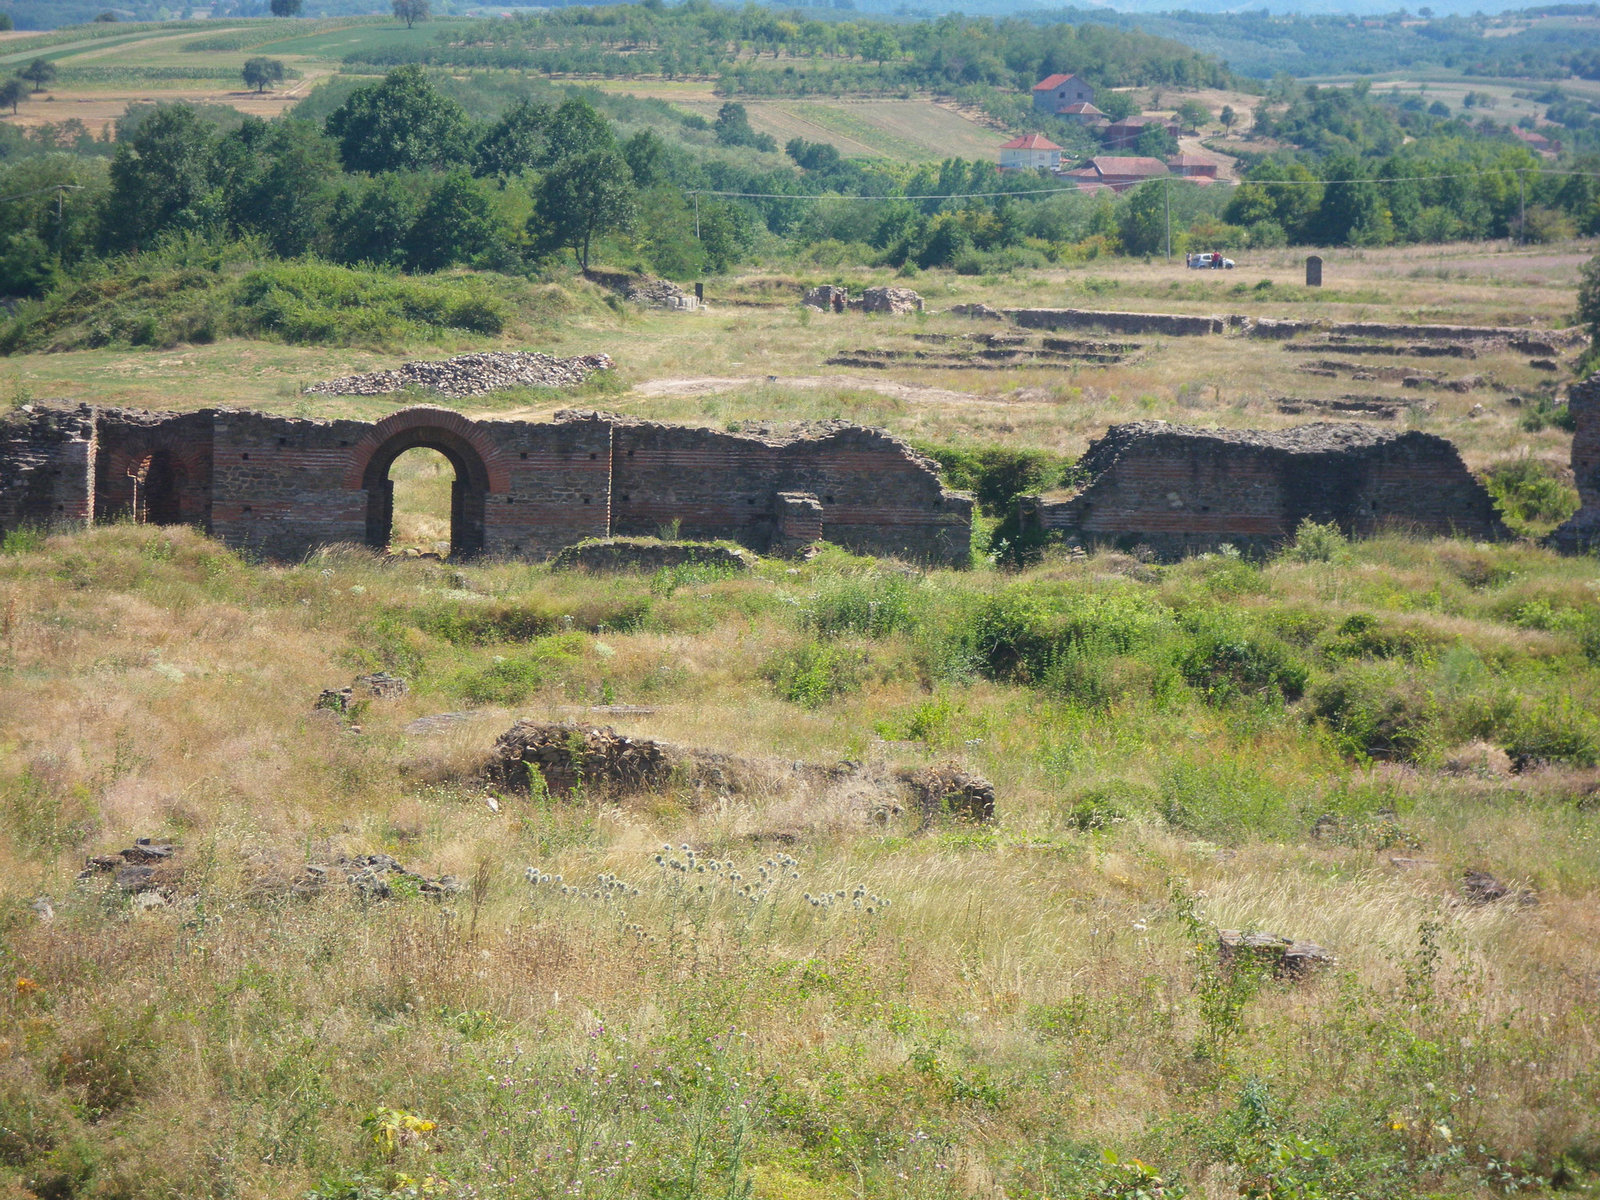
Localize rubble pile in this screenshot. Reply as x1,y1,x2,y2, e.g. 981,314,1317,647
900,762,996,823
859,286,924,314
626,278,698,309
78,838,178,895
491,720,997,827
305,351,613,398
289,853,463,902
317,672,409,712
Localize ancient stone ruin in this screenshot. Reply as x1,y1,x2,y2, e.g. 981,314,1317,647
0,404,973,566
491,720,996,827
1551,375,1600,554
304,351,613,399
1027,420,1506,558
801,285,923,314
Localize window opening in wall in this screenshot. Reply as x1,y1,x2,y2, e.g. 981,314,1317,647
387,446,454,558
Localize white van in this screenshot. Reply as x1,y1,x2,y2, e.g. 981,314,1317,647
1186,252,1235,269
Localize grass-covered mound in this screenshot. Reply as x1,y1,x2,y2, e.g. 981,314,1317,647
0,523,1597,1199
0,257,601,354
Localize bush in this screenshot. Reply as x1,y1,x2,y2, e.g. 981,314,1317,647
1483,457,1580,535
1179,620,1309,703
1321,613,1441,664
763,639,865,707
1310,665,1437,761
970,586,1174,686
1279,517,1348,564
798,571,922,639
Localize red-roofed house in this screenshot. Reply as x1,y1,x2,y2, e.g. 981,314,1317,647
1065,156,1170,193
1167,153,1219,179
1033,73,1096,115
1060,100,1109,128
999,132,1063,170
1512,126,1560,156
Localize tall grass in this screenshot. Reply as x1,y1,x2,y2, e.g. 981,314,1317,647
0,524,1595,1199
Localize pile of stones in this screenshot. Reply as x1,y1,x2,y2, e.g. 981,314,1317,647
78,838,178,896
289,853,463,903
316,672,409,713
626,278,698,309
491,720,997,826
305,351,614,398
860,286,924,314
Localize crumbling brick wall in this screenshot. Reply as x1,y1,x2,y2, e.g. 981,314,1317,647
1032,420,1506,558
1551,376,1600,553
0,403,972,566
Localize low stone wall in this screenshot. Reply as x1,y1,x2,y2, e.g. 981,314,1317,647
1031,420,1505,559
1005,308,1225,336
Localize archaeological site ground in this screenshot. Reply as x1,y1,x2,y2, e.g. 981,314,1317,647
1,238,1598,1200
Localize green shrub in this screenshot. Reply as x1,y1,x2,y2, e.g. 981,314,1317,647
798,571,922,639
917,444,1078,516
763,640,865,708
1,525,45,555
1280,517,1349,564
451,634,585,704
1483,458,1580,536
1179,625,1309,703
1516,396,1576,434
970,585,1174,686
1321,613,1441,664
1310,665,1437,761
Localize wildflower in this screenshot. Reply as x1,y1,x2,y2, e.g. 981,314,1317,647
14,977,39,996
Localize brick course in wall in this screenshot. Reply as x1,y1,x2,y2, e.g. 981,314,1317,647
0,403,973,566
1030,420,1506,558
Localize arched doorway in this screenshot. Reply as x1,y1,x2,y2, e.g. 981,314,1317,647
361,426,490,559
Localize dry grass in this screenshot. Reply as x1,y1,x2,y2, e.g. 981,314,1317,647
0,520,1596,1199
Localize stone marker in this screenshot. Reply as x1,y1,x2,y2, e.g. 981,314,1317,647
1306,255,1323,287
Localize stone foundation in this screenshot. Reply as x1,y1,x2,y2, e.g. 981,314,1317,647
1550,375,1600,554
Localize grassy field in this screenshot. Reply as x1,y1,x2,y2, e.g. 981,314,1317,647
1,238,1598,1199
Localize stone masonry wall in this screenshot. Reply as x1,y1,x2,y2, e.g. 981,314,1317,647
0,404,972,565
1551,375,1600,553
0,405,95,534
1034,421,1505,558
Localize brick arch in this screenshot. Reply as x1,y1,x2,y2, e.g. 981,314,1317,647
96,438,212,526
342,407,510,493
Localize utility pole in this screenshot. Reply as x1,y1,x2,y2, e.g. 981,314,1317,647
693,191,700,240
1164,176,1171,259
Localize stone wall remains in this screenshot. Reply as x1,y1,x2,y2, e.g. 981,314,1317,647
1005,308,1225,337
1550,375,1600,553
1031,420,1505,558
0,403,973,566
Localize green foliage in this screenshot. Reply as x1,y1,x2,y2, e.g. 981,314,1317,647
1178,615,1309,704
796,571,922,639
0,258,524,352
241,57,286,94
1517,396,1577,434
451,635,585,704
1484,458,1580,537
918,443,1076,517
1,525,46,555
1310,664,1437,762
1280,517,1349,564
325,65,473,174
763,639,865,708
530,146,637,271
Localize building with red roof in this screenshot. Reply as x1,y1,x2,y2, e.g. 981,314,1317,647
1032,73,1096,115
1065,156,1170,193
999,132,1063,171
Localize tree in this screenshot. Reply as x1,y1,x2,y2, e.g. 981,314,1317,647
1135,123,1178,159
543,96,615,162
1576,250,1600,366
93,11,118,20
19,59,55,94
393,0,430,28
1220,105,1236,132
269,0,302,15
105,103,218,248
405,171,504,271
222,119,339,257
531,147,636,271
1119,179,1168,257
0,78,27,116
241,58,286,94
324,65,472,174
1176,100,1210,133
473,100,551,179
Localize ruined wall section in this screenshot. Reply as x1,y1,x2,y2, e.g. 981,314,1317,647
0,404,96,535
1036,421,1505,558
94,408,214,528
478,413,611,558
210,410,375,559
609,421,972,565
1551,375,1600,553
